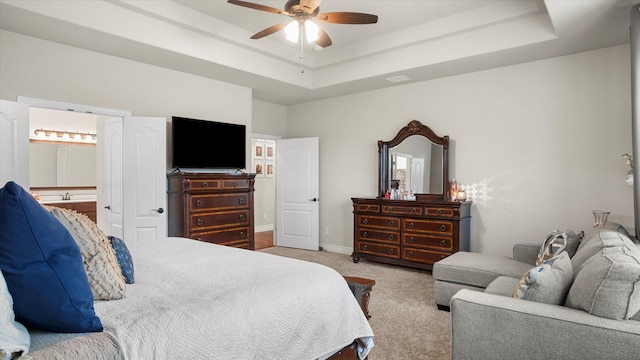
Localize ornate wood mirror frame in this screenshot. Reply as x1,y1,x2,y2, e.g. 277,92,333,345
378,120,449,201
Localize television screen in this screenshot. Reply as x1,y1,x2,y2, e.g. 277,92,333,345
172,116,246,169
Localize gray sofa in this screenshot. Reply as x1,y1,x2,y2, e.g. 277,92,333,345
433,223,640,359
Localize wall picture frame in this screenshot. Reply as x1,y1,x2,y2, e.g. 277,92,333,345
265,140,275,160
265,161,274,177
253,139,265,159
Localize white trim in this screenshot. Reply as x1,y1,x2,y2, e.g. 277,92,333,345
17,96,131,117
320,243,352,255
251,133,281,140
255,224,274,233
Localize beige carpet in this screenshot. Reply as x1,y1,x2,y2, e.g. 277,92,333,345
260,246,451,360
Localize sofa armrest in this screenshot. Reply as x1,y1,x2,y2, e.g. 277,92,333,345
512,243,539,265
450,289,640,360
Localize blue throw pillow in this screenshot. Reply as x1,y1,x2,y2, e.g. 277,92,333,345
0,181,102,333
108,236,134,284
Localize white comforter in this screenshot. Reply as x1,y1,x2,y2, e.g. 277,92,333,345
94,237,374,360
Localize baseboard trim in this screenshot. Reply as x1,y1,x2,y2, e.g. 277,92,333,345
320,243,353,255
255,224,274,233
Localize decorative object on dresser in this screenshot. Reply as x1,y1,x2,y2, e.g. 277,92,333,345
352,120,471,271
167,172,256,249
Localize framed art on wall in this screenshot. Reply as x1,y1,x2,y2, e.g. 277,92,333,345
265,140,275,160
253,139,265,159
265,161,274,177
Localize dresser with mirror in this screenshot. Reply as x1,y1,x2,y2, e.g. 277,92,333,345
352,120,471,271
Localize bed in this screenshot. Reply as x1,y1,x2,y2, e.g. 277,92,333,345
0,181,374,360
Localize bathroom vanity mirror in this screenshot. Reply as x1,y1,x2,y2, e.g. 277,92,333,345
378,120,449,201
29,141,97,187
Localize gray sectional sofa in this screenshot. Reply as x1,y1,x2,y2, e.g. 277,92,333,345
433,222,640,359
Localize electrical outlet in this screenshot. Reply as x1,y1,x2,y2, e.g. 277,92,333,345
324,226,330,234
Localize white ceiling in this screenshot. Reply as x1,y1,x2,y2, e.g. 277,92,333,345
0,0,638,105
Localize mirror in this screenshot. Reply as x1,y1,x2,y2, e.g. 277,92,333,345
29,142,97,187
378,120,449,201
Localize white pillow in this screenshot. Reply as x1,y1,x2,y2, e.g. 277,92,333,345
513,251,573,305
0,271,30,360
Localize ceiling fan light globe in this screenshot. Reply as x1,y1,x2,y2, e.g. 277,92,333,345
285,20,299,42
305,20,319,43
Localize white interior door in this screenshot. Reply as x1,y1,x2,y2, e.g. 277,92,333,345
100,117,124,238
0,100,29,188
123,116,167,244
276,137,319,250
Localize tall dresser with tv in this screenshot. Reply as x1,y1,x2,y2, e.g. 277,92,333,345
167,172,255,250
168,116,254,249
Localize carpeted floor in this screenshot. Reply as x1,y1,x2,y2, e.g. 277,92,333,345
259,246,451,360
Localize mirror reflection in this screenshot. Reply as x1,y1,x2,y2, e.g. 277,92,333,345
390,136,443,194
29,142,97,187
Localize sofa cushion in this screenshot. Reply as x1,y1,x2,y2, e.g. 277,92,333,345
565,244,640,320
46,206,126,300
570,229,628,273
433,251,533,288
514,252,573,305
484,276,519,297
536,230,583,265
0,181,102,332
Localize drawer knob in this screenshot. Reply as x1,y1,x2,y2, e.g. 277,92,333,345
195,200,202,207
362,244,368,250
408,222,414,229
362,231,369,238
239,198,245,204
386,207,392,212
389,220,395,226
389,235,394,240
365,205,371,211
239,214,246,221
440,225,446,231
233,181,238,187
388,249,394,255
408,237,414,243
412,208,417,214
363,218,369,225
436,209,442,215
202,182,208,188
408,251,414,257
440,240,446,247
196,218,203,226
240,231,245,238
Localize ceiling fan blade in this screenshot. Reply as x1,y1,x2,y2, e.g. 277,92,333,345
250,23,287,39
315,27,332,48
316,12,378,24
227,0,287,15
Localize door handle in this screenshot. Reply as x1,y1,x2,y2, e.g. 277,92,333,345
310,197,318,202
104,205,111,210
152,208,164,214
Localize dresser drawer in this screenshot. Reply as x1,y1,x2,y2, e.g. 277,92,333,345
356,203,380,213
424,207,454,218
191,227,250,248
402,219,453,236
357,241,400,259
222,179,251,190
357,215,400,230
190,210,249,230
402,248,450,265
185,178,221,191
357,228,400,244
381,205,423,216
190,193,249,211
403,234,452,251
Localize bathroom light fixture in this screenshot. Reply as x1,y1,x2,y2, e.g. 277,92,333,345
33,128,97,144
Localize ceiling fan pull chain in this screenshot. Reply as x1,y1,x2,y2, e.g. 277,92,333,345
299,37,305,73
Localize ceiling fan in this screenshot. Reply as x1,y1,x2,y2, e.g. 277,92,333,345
227,0,378,48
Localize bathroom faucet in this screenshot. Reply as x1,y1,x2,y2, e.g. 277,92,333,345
63,192,72,200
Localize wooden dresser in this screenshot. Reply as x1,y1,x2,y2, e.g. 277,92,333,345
167,172,256,250
352,198,471,271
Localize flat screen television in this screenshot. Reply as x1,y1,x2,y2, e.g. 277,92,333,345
172,116,246,169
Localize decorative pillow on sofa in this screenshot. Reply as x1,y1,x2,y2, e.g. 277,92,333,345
536,230,583,265
570,229,629,273
46,206,126,300
108,236,134,284
0,181,102,332
565,243,640,320
513,251,573,305
0,271,30,360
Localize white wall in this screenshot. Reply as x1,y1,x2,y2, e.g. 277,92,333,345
0,30,253,164
287,45,634,256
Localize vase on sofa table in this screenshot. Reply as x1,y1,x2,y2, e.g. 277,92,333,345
592,210,610,229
